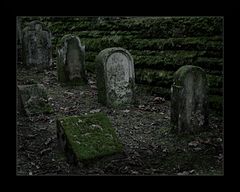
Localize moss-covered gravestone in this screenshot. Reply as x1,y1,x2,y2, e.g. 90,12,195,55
96,47,135,107
57,35,87,85
22,21,52,70
170,65,208,134
17,84,53,116
56,112,123,165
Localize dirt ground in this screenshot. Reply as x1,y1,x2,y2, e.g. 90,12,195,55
16,66,223,176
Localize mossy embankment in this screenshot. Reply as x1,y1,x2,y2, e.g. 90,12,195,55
20,16,223,113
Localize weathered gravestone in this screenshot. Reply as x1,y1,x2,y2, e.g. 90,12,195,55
170,65,208,134
57,35,87,85
56,112,123,165
17,84,53,116
96,47,135,107
22,20,52,70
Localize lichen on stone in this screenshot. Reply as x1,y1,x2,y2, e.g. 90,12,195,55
17,84,53,116
57,112,123,163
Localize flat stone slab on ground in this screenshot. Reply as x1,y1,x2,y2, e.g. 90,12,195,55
56,112,123,165
17,84,53,115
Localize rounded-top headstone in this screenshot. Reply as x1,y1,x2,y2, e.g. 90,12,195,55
96,47,135,107
170,65,208,134
22,20,52,70
57,34,87,85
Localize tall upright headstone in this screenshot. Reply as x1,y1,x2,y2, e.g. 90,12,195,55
57,35,87,85
96,47,135,107
170,65,208,134
22,20,52,70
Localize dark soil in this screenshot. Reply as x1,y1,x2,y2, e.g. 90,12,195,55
16,66,223,176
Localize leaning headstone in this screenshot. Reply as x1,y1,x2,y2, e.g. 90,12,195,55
170,65,208,134
17,84,53,116
56,112,123,165
57,35,87,85
96,47,135,107
22,20,52,70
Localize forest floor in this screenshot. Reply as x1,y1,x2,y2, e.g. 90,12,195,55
16,66,223,176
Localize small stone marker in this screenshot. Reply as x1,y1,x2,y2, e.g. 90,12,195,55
56,112,123,165
57,35,87,85
170,65,208,134
95,47,135,107
17,84,53,116
22,20,52,70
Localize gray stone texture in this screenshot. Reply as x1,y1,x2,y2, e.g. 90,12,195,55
17,84,52,116
96,47,135,107
171,65,208,134
57,35,87,85
22,20,52,70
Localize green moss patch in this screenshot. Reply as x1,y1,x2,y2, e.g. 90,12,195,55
135,69,174,88
25,97,53,115
18,84,53,116
209,95,223,113
207,74,223,89
57,113,123,162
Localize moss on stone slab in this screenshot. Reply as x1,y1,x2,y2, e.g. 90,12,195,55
85,50,215,73
85,51,99,62
136,84,171,98
21,17,222,58
208,88,223,96
25,97,53,115
21,16,222,106
133,51,197,70
25,16,222,39
18,84,53,115
81,36,223,52
194,57,223,71
57,113,123,162
135,69,174,87
135,67,222,99
206,74,223,89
